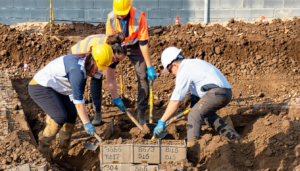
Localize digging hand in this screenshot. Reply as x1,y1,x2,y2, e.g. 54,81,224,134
112,97,125,112
147,66,157,81
154,120,166,135
84,122,96,136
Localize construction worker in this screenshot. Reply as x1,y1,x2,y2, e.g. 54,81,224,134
106,0,157,124
154,47,242,145
69,32,127,125
28,44,120,159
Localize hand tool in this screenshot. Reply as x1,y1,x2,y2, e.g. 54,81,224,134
146,78,156,134
151,109,190,140
120,61,124,100
123,106,144,130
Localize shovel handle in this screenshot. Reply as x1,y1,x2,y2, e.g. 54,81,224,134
149,78,153,124
166,109,190,127
120,62,124,100
123,107,144,130
94,132,103,143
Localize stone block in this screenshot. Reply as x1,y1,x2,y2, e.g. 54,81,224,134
221,0,242,8
284,0,300,8
243,0,264,8
31,9,49,19
69,0,94,9
133,0,159,9
159,1,182,9
235,9,274,18
210,9,235,18
148,10,171,18
264,0,283,8
291,8,300,17
0,0,14,8
93,0,113,9
0,9,11,18
88,9,111,19
14,0,35,8
10,9,31,18
275,9,292,18
56,9,85,19
52,0,68,9
195,9,204,18
182,0,203,9
171,10,195,19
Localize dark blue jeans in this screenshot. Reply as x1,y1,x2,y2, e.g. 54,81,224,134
28,84,77,126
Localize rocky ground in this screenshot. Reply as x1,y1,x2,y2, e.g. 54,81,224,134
0,18,300,170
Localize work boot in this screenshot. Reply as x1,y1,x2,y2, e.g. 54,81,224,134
187,140,201,164
92,111,102,125
137,108,146,125
59,122,75,156
38,119,62,161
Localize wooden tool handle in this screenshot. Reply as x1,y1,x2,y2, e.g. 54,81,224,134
124,107,144,130
94,132,103,143
120,62,124,100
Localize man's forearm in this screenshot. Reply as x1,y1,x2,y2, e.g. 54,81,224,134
160,100,182,122
140,43,152,68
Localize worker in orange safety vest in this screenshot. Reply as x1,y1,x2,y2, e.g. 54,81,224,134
106,0,157,125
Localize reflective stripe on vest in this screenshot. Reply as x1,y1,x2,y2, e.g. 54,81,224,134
76,41,82,54
109,8,142,46
83,34,107,52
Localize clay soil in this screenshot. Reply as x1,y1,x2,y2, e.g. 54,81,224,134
1,17,300,170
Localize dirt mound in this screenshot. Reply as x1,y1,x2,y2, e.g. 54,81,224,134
1,17,300,170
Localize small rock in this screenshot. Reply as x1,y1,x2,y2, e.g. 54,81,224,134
285,140,294,145
256,55,262,60
2,159,6,165
215,46,221,54
92,166,96,170
245,160,253,167
258,92,265,97
229,18,234,23
282,120,290,128
265,149,273,157
264,121,272,126
13,153,18,161
293,160,298,166
269,140,277,144
153,28,163,34
0,50,7,56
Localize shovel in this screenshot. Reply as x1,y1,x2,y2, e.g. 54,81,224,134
83,132,103,151
119,61,124,100
146,78,156,134
151,109,190,140
83,121,114,151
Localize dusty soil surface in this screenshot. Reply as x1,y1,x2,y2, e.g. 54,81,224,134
1,17,300,170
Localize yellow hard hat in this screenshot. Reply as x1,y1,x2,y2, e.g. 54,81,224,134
92,44,113,71
113,0,132,16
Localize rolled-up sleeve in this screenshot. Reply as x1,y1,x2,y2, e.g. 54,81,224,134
68,69,85,104
170,72,191,101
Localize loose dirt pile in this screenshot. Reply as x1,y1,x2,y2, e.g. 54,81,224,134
0,17,300,170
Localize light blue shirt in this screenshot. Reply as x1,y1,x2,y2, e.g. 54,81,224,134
170,59,231,101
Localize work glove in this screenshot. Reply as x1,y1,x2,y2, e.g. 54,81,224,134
147,65,157,81
154,120,166,136
112,97,125,112
84,122,96,136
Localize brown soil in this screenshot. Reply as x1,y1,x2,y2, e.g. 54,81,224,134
0,17,300,170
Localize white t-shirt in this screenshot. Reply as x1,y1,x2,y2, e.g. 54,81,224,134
170,59,231,101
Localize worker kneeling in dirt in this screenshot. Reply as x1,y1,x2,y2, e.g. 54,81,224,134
106,0,157,124
28,44,120,159
154,47,242,145
69,32,127,126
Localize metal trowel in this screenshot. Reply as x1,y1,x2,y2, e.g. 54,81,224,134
83,120,114,151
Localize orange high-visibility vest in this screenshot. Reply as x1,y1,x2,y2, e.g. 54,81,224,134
107,7,148,46
70,34,109,54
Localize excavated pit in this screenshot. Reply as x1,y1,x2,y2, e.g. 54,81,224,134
1,18,300,170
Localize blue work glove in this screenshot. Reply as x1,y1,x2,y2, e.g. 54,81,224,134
147,65,157,81
84,122,96,136
112,97,125,112
154,120,166,135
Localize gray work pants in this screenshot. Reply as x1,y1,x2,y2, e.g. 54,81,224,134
187,88,241,142
127,46,149,110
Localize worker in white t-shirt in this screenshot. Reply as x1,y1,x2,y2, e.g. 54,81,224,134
154,47,242,145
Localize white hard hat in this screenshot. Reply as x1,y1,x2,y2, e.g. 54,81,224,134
161,47,182,73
